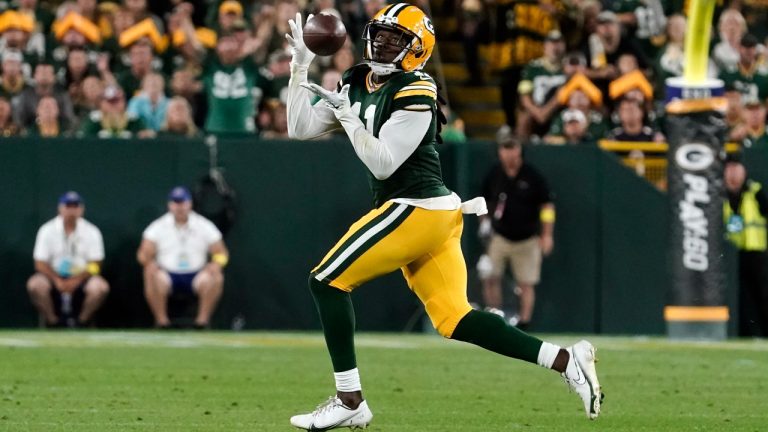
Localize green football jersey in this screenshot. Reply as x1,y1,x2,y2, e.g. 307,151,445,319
78,110,147,138
606,0,671,60
202,55,265,134
547,109,607,142
339,64,450,208
718,63,768,101
518,58,566,105
743,130,768,151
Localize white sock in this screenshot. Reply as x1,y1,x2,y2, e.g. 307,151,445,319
537,342,561,369
334,368,362,393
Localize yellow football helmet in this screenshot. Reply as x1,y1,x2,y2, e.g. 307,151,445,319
363,3,436,75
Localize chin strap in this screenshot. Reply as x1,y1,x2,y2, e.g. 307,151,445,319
367,61,399,76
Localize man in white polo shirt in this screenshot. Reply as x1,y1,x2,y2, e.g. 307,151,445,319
137,186,229,329
27,191,110,327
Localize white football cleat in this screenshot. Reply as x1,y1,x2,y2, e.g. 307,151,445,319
562,340,603,419
290,395,373,430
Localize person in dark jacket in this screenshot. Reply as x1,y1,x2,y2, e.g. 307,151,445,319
478,126,555,330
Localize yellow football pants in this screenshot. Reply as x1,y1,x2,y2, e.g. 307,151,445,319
311,201,474,337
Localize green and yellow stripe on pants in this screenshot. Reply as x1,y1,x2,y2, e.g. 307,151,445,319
312,201,474,337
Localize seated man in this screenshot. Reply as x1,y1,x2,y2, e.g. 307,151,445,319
27,191,110,327
137,186,228,329
545,109,594,145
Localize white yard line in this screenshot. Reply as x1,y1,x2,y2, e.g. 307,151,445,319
0,332,765,352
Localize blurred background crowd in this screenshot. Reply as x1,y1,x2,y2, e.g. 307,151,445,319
0,0,767,149
445,0,768,150
0,0,386,140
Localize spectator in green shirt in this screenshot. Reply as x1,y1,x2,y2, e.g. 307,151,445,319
201,34,266,135
78,85,152,138
731,96,768,150
116,42,157,99
718,33,768,102
546,109,595,146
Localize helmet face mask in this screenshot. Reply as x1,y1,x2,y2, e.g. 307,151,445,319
363,4,435,75
366,24,412,64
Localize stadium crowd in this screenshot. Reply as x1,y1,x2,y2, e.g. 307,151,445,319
0,0,402,139
454,0,768,149
2,0,765,147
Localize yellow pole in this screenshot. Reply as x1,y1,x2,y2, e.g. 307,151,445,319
683,0,717,84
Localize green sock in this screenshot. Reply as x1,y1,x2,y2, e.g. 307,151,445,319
309,276,357,372
451,310,543,364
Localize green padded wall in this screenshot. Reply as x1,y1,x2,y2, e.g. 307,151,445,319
2,138,741,334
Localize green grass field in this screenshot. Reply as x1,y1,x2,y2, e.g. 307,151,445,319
0,331,766,431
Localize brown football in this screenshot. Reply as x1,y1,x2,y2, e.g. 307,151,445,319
303,13,347,56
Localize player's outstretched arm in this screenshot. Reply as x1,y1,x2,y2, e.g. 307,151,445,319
347,109,431,179
285,13,340,140
303,83,431,179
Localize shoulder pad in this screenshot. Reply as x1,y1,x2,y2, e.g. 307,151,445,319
403,70,436,85
393,71,437,101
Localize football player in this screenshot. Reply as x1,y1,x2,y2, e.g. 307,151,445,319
285,4,603,430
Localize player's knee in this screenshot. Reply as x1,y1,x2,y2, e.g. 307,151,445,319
210,270,224,286
205,265,224,281
434,320,455,338
196,271,212,286
86,277,110,296
430,310,471,338
424,300,474,338
308,273,347,297
27,274,50,295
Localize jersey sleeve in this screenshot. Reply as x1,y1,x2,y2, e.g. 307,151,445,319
143,220,160,242
201,218,223,244
32,225,51,262
87,226,105,262
286,63,340,139
518,64,535,95
391,77,438,112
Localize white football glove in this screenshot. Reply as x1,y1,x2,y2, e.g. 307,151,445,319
301,82,351,117
285,12,315,70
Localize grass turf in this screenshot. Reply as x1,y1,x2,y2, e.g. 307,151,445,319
0,331,766,431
